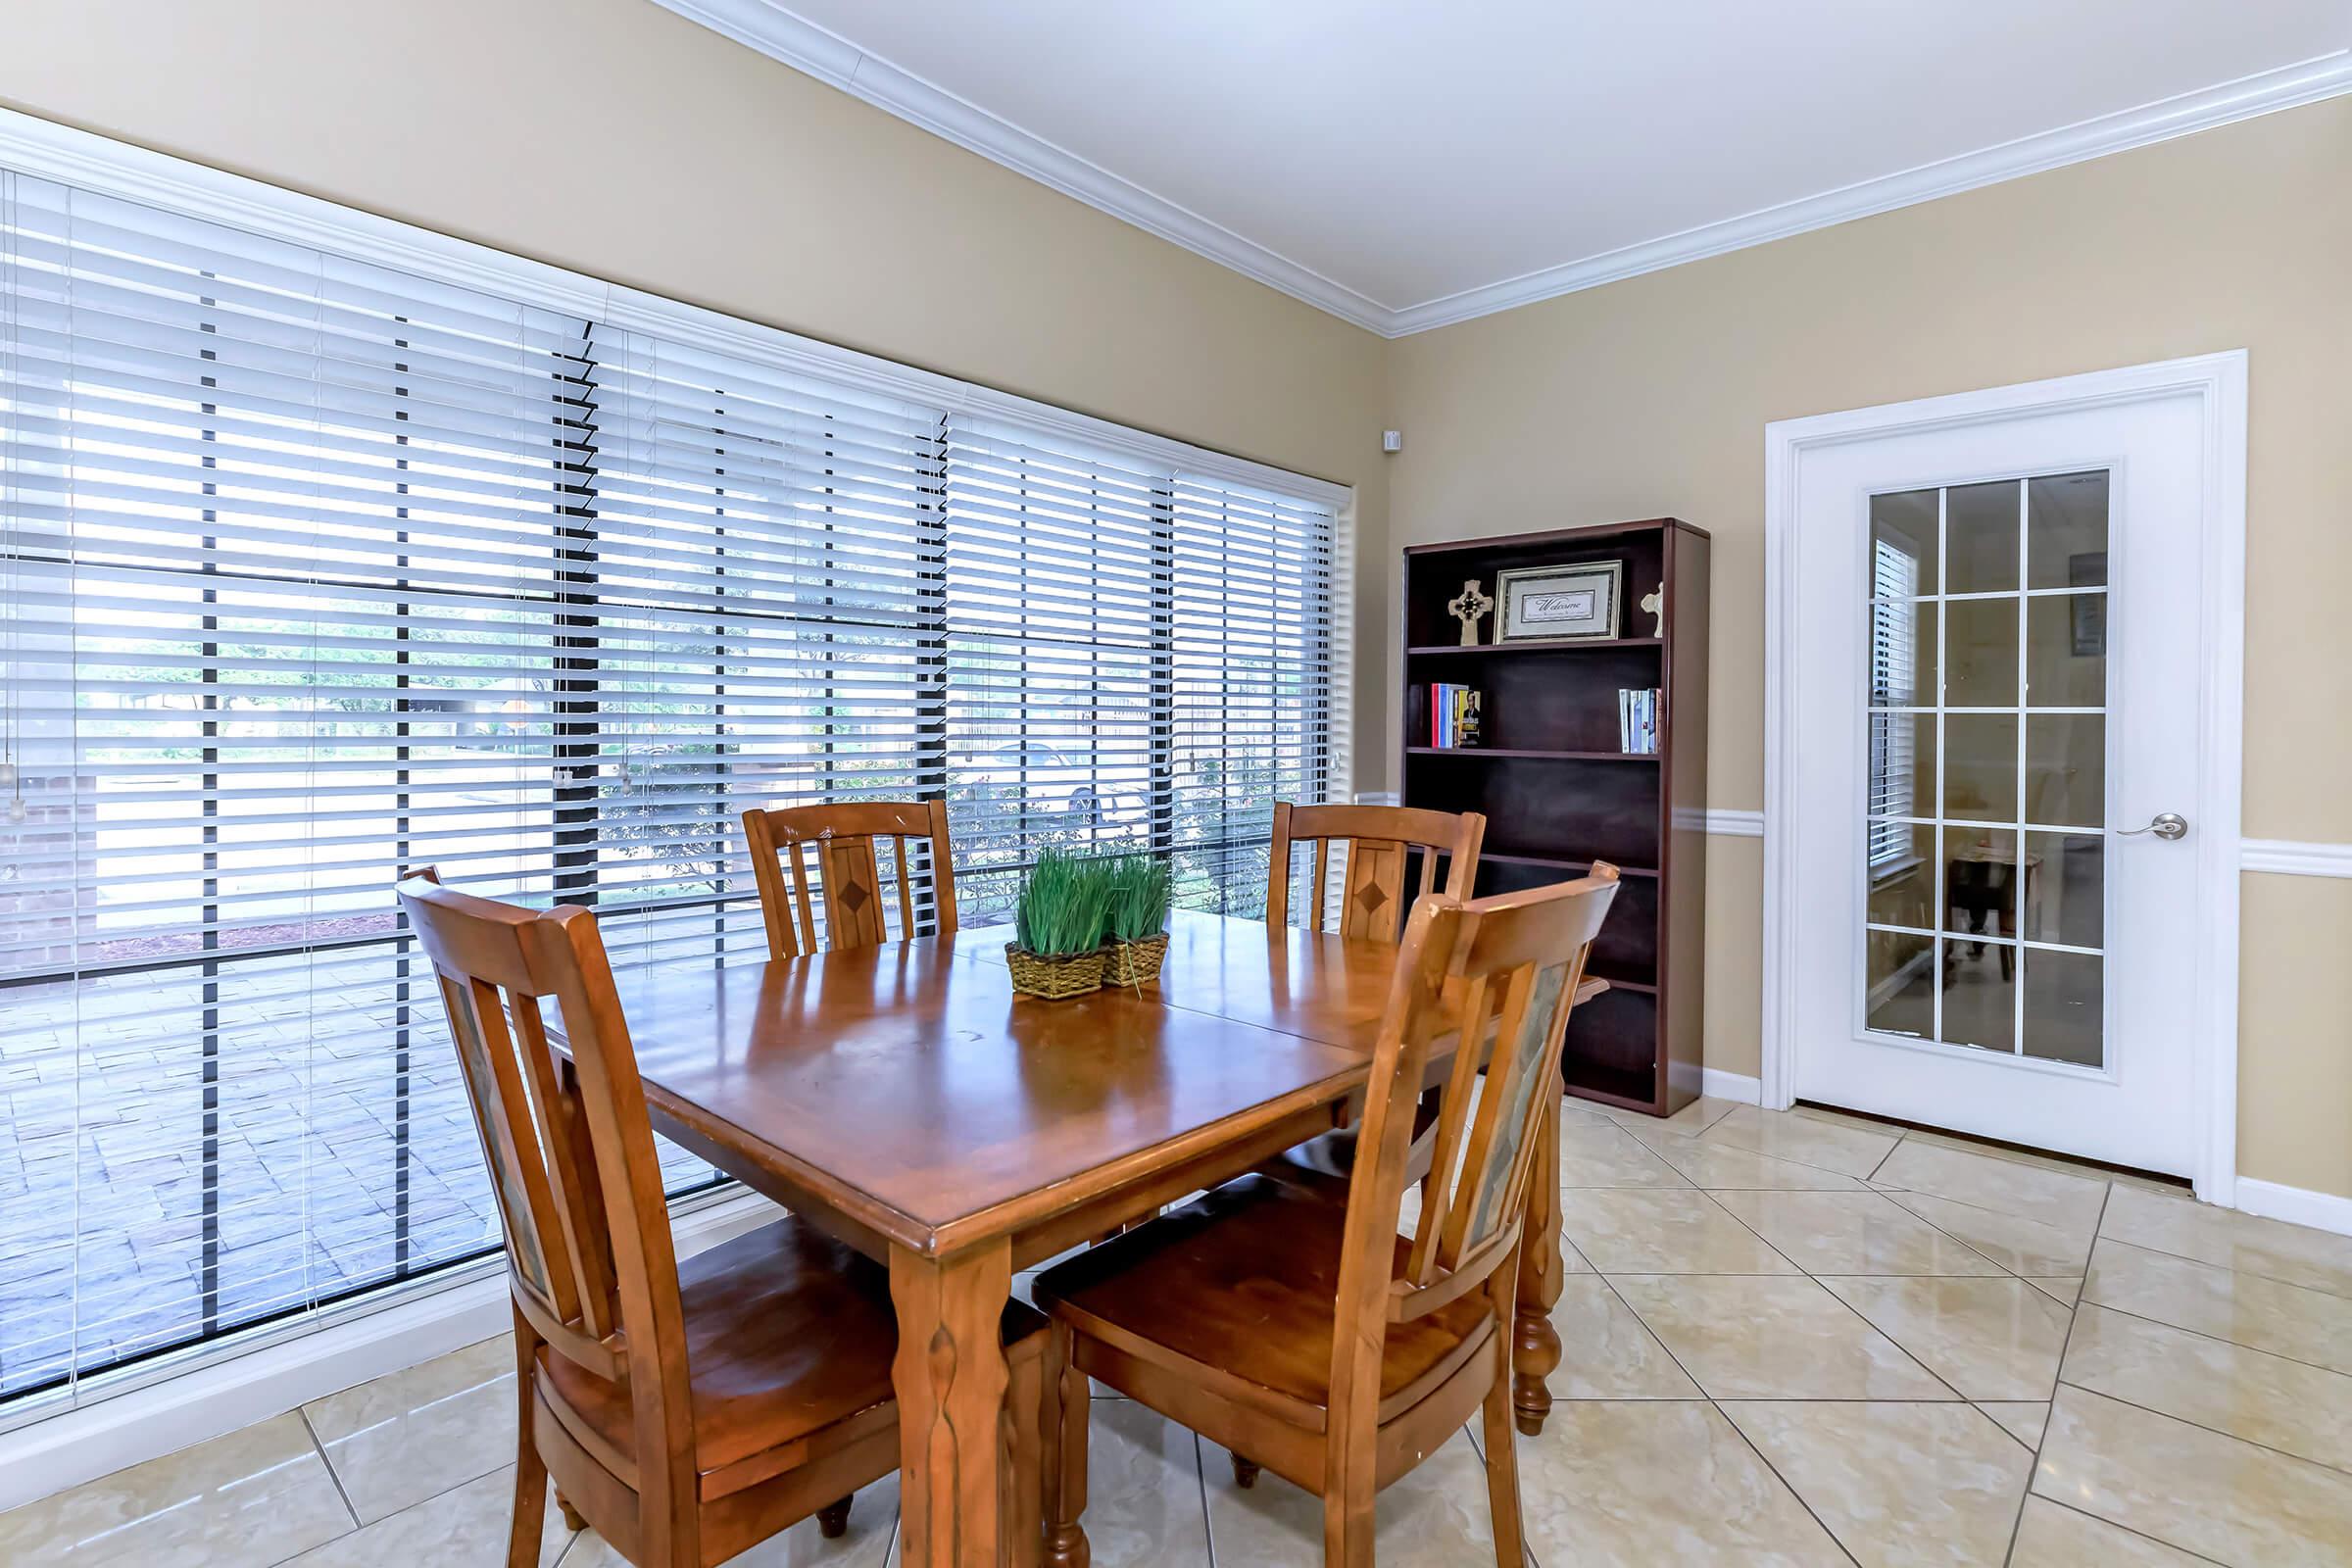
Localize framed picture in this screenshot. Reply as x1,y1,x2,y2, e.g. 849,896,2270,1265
1494,561,1623,642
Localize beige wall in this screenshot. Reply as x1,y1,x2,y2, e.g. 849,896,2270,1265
0,0,1395,786
1387,98,2352,1195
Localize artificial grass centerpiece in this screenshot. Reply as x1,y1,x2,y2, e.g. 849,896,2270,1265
1006,849,1115,999
1102,854,1173,986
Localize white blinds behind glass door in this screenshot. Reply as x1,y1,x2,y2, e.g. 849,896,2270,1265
1,172,611,1402
574,331,948,959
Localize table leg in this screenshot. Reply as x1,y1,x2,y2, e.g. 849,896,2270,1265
892,1239,1013,1568
1511,1092,1564,1436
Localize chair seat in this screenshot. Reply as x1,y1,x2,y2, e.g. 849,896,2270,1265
1033,1174,1494,1431
539,1215,1044,1499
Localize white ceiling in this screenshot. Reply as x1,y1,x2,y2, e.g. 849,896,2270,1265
657,1,2352,335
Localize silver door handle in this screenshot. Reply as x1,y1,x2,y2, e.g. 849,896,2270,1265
2118,812,2187,841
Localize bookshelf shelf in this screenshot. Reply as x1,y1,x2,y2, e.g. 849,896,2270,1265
1404,746,1659,762
1400,517,1710,1118
1406,636,1664,656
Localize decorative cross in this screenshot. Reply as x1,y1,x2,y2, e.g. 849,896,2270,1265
1446,579,1494,646
1640,585,1665,638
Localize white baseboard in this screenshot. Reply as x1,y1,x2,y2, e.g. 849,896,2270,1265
2232,1177,2352,1238
0,1189,780,1514
1701,1068,1763,1105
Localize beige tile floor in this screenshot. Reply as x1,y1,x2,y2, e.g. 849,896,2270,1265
7,1097,2352,1565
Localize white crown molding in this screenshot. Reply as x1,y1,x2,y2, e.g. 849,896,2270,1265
646,9,2351,339
1385,52,2352,335
2241,838,2352,878
646,0,1396,334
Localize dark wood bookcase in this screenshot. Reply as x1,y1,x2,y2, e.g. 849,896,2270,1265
1399,519,1711,1116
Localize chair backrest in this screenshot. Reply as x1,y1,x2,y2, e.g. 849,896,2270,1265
1324,867,1620,1426
1266,801,1487,944
395,869,698,1504
740,798,957,959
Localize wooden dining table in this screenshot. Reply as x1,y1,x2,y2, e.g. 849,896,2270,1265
572,907,1591,1566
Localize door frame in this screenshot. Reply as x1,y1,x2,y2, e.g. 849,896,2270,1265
1761,352,2247,1202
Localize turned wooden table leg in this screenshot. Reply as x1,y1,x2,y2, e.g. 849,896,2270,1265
1511,1092,1565,1436
892,1239,1014,1568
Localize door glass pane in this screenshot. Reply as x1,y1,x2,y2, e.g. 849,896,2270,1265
1866,821,1936,927
1868,599,1936,706
2022,831,2103,948
1865,929,1936,1037
1941,940,2017,1054
2027,595,2104,706
1945,597,2018,707
2023,948,2103,1066
2029,471,2108,589
1943,827,2017,942
1946,480,2020,594
1871,489,1939,596
1860,469,2110,1071
1943,713,2017,822
2027,713,2104,828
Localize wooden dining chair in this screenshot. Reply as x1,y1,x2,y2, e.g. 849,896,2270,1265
1267,801,1486,944
740,798,957,959
394,867,1047,1568
1036,868,1620,1568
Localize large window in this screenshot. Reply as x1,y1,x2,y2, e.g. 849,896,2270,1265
0,155,1344,1410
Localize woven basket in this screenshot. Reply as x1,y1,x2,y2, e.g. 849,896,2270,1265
1102,932,1170,988
1004,944,1105,1001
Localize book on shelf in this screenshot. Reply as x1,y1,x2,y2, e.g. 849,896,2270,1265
1617,687,1662,755
1427,683,1482,749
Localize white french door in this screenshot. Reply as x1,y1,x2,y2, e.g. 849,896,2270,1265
1768,357,2245,1182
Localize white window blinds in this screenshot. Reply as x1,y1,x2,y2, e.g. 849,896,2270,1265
1869,536,1922,865
0,155,1343,1411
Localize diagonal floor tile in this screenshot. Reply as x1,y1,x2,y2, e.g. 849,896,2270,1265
1880,1189,2096,1276
1544,1276,1701,1398
1513,1400,1846,1564
279,1465,572,1568
303,1334,517,1524
1202,1428,1493,1565
1557,1188,1797,1274
0,1410,354,1567
1720,1400,2031,1566
1589,1095,1744,1136
2008,1496,2214,1565
2101,1185,2352,1299
2033,1384,2352,1565
1872,1140,2110,1238
1625,1129,1866,1192
2063,1302,2352,1473
1698,1104,1899,1179
2026,1275,2082,1305
1709,1189,2002,1276
1818,1275,2073,1401
2082,1237,2352,1375
1610,1275,1953,1399
1978,1400,2050,1450
1556,1117,1692,1189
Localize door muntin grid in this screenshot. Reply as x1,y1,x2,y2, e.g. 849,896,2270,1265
1860,471,2110,1070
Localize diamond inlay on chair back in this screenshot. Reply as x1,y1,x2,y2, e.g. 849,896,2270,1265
740,799,958,958
1266,801,1486,944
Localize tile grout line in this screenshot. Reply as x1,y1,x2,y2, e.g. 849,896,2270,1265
2086,1228,2352,1307
1191,1432,1215,1568
1999,1180,2106,1566
295,1405,363,1537
1585,1263,1859,1564
2071,1287,2352,1382
2030,1494,2233,1567
2050,1375,2352,1480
